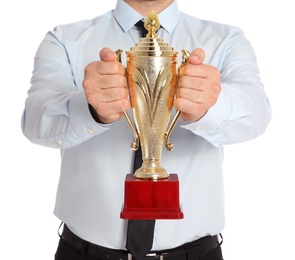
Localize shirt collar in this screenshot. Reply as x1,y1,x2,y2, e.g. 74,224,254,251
114,0,181,34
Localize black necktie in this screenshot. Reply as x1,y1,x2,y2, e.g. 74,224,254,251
126,147,156,260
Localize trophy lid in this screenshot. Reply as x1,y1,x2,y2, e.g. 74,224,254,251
127,10,177,57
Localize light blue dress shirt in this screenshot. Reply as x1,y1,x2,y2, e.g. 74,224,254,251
21,0,271,251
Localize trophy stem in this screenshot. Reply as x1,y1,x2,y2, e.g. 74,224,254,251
134,158,169,180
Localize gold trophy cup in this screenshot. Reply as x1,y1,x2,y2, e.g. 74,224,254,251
119,10,189,219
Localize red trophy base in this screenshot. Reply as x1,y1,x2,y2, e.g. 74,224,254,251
120,173,183,219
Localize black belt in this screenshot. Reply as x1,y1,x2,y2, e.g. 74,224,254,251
61,224,220,260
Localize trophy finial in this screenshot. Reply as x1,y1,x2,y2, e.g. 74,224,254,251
144,10,160,38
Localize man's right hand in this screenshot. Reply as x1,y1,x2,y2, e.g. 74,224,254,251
83,48,130,124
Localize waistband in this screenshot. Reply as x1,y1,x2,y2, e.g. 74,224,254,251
60,224,220,260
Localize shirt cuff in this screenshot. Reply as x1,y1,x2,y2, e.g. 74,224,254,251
69,91,110,137
180,83,253,147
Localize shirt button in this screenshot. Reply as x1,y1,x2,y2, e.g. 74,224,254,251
57,139,63,145
87,128,95,134
194,125,202,130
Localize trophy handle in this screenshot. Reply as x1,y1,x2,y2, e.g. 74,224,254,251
164,49,191,151
115,49,140,151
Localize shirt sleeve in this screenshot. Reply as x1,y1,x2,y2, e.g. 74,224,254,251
21,25,110,149
180,28,272,147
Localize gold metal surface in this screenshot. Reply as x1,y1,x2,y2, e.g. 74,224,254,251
117,10,189,179
144,10,160,38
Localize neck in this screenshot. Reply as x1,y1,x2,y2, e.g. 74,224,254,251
124,0,173,16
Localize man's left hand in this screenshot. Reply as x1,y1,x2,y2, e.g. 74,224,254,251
174,48,221,122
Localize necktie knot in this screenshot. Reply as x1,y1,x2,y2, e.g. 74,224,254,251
135,20,148,37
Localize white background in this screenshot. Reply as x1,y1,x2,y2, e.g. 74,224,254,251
1,0,294,259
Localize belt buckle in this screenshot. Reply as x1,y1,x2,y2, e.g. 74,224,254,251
147,253,164,260
128,253,166,260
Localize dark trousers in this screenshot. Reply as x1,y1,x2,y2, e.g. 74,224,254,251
54,237,224,260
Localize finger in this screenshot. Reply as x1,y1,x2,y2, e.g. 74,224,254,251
178,76,205,90
179,63,220,79
98,73,127,88
173,97,209,122
96,87,129,102
93,99,131,124
84,59,125,76
100,47,117,62
177,87,203,103
188,48,205,65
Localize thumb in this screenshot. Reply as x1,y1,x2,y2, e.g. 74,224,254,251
188,48,205,65
100,47,117,62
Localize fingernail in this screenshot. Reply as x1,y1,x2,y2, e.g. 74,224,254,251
104,52,113,60
190,54,199,63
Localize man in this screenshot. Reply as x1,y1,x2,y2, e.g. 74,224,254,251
21,0,271,259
